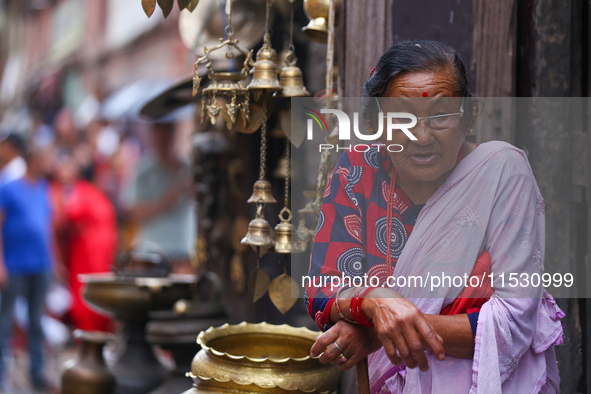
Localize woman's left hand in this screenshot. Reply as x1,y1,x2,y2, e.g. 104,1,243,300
310,320,381,370
362,290,446,371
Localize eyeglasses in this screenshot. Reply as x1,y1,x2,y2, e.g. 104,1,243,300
375,96,465,131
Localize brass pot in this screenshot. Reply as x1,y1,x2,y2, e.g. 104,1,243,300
189,322,340,393
61,330,116,394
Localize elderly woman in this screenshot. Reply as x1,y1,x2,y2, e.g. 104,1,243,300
305,40,564,394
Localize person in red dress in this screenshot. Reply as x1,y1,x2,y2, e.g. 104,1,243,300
51,155,116,332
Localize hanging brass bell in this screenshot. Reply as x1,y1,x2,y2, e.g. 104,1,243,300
247,180,277,204
273,208,305,253
302,0,339,43
273,156,288,178
241,203,275,257
278,65,310,97
302,18,328,43
277,51,310,98
247,33,283,93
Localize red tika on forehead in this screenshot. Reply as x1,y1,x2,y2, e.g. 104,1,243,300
422,92,428,97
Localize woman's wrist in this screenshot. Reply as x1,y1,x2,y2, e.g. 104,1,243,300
351,289,375,327
358,289,378,322
360,287,401,321
328,287,356,324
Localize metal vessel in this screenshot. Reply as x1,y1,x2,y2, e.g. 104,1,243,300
81,272,195,394
187,322,340,393
61,330,116,394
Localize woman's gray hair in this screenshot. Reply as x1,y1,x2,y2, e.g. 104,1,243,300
364,40,470,98
362,40,475,132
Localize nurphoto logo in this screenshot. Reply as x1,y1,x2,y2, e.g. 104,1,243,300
303,107,418,152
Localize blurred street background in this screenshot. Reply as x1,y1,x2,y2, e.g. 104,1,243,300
0,1,203,392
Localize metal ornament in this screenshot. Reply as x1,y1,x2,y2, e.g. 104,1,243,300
273,208,304,253
157,0,174,17
247,33,283,93
278,57,310,97
177,0,191,11
247,0,282,95
247,259,271,302
273,155,287,178
281,109,305,148
247,180,277,204
142,0,157,17
142,0,178,18
240,202,275,257
191,0,255,130
246,99,277,204
277,0,310,98
301,0,339,43
179,0,270,60
242,96,276,284
296,0,337,249
187,0,200,12
273,140,304,254
231,103,264,134
302,17,328,43
268,268,298,314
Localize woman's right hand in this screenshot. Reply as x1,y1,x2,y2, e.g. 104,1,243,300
310,320,381,371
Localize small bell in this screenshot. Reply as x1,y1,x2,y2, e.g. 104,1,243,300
241,202,275,257
273,156,288,178
247,33,283,93
277,51,310,98
273,208,304,253
302,17,328,43
278,65,310,97
301,0,339,44
247,180,277,204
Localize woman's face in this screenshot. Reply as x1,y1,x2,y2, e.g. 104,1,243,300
379,69,468,186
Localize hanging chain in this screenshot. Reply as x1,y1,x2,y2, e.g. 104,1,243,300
264,0,271,34
259,98,268,180
284,139,290,207
289,0,295,51
325,0,336,112
225,0,234,40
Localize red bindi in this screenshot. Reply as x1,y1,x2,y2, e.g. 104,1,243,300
422,92,428,97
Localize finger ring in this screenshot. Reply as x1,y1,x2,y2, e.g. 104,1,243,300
338,353,348,364
333,341,345,354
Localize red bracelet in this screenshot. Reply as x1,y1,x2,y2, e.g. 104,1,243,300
335,287,357,324
350,287,375,327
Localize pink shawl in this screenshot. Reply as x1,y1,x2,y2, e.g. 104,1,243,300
369,141,564,394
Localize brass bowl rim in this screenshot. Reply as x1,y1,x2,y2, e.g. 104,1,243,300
186,373,333,394
197,321,321,363
208,72,248,82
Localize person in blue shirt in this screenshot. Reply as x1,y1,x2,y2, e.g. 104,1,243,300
0,142,58,393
